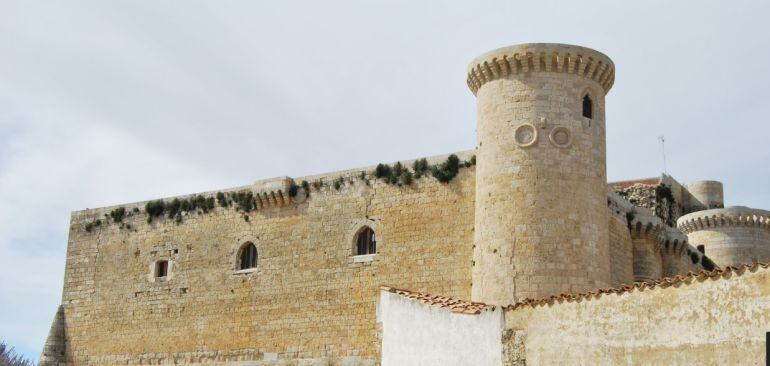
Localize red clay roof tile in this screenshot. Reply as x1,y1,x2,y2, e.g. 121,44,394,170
380,286,494,314
382,262,770,313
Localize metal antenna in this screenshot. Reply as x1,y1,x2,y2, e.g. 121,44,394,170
658,135,667,174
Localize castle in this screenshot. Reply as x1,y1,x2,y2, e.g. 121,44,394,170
40,43,770,365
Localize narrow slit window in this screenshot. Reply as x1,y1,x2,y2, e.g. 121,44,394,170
239,242,258,270
582,95,593,119
356,227,376,255
155,260,168,278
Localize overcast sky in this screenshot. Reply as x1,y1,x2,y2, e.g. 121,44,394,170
1,0,769,361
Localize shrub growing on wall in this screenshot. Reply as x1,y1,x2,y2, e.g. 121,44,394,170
431,154,460,183
166,198,182,218
84,219,102,232
375,163,392,179
216,192,229,207
145,200,166,222
230,191,255,212
412,158,429,178
400,170,413,185
109,207,126,223
392,162,404,177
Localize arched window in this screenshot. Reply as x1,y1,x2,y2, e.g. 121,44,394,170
582,95,593,119
355,227,376,255
239,242,258,270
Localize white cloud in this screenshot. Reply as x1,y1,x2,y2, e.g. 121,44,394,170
0,112,229,360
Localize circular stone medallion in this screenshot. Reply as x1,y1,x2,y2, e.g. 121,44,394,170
548,126,573,148
514,123,538,147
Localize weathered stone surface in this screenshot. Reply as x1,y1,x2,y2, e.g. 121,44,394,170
504,263,770,365
55,163,476,365
679,206,770,267
470,43,613,304
41,41,765,365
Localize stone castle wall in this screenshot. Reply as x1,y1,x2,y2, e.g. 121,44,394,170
608,191,634,287
608,214,634,286
42,40,740,365
49,156,710,365
609,189,703,286
503,264,770,365
56,161,476,365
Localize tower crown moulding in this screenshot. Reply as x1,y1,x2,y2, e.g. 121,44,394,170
677,206,770,234
466,43,615,96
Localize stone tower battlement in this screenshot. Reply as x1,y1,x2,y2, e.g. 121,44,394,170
678,206,770,267
466,43,615,95
684,180,724,211
678,206,770,234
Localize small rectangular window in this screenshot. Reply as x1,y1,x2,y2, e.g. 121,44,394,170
582,95,593,119
156,260,168,278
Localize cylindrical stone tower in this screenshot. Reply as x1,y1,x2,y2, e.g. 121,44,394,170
685,180,724,211
468,43,614,304
678,206,770,267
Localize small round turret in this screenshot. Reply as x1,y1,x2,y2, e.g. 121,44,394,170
678,206,770,267
685,180,724,211
469,43,614,304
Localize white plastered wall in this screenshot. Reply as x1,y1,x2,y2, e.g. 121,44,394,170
377,290,503,366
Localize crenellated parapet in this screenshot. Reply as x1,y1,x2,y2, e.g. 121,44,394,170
251,176,296,209
677,206,770,267
629,212,665,250
660,227,687,255
628,208,672,282
466,43,615,95
677,206,770,234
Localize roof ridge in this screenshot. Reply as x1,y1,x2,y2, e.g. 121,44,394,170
380,286,495,315
507,261,770,310
381,262,770,313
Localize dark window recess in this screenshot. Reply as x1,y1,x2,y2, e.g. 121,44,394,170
582,95,593,119
239,243,258,270
155,260,168,278
356,227,377,255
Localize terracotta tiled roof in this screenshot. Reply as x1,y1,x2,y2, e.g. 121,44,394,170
382,262,770,313
509,262,770,310
380,286,495,315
